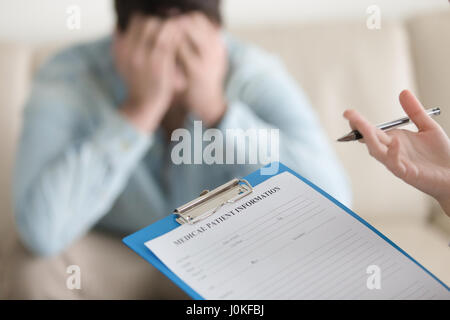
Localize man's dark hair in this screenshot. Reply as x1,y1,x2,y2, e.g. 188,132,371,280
114,0,222,32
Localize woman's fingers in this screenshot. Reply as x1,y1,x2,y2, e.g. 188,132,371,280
377,129,392,146
385,135,407,177
399,90,437,132
343,109,392,144
343,109,389,161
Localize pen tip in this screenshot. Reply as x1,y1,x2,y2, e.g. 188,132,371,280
337,133,356,142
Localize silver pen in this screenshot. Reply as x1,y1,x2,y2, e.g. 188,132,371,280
337,107,441,142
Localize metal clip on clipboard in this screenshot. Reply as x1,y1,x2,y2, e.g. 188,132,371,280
174,178,253,225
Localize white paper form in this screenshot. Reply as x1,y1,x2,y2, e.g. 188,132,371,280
146,172,449,299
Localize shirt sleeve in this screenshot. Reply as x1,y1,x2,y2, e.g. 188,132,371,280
13,50,152,256
218,44,352,207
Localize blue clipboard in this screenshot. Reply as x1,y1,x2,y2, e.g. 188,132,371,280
122,162,448,300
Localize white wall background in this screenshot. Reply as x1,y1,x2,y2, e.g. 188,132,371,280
0,0,448,44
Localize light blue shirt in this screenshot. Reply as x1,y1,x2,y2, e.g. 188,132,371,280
14,35,352,256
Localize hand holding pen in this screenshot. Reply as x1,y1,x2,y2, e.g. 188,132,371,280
338,107,441,142
341,90,450,217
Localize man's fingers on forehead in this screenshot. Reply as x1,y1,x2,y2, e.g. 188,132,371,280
126,15,148,47
113,31,126,47
144,17,161,30
154,21,178,50
141,18,162,44
160,20,178,37
132,15,165,36
187,11,213,29
129,14,145,32
189,11,206,21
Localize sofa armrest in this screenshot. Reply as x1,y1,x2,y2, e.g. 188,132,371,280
3,230,190,299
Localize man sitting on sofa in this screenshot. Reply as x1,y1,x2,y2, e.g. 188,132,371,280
13,0,351,256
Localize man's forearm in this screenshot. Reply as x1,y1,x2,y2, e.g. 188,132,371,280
14,109,151,256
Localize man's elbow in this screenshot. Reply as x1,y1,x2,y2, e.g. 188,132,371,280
15,211,66,257
26,237,64,257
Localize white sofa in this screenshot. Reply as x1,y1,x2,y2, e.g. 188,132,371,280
1,10,449,299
